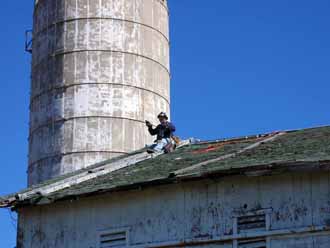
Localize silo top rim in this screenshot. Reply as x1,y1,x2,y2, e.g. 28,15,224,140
35,0,167,5
34,0,169,13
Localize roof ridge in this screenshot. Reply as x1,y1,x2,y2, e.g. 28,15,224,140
198,132,283,145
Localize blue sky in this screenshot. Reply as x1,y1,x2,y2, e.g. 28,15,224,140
0,0,330,246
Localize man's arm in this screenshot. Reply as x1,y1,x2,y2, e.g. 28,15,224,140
146,121,158,136
148,126,159,136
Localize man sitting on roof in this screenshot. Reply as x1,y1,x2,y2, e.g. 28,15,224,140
145,112,176,154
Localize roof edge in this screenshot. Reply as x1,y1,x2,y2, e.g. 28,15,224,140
4,160,330,209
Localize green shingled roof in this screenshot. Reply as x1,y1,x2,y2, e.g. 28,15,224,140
2,126,330,208
188,126,330,175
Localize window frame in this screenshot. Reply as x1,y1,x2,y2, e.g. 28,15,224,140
232,208,272,248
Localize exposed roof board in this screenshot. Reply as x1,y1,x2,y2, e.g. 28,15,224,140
1,126,330,209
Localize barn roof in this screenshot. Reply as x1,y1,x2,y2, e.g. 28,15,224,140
1,125,330,209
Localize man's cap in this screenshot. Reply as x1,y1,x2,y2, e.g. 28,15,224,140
157,112,168,120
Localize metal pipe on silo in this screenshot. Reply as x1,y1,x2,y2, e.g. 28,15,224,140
28,0,170,186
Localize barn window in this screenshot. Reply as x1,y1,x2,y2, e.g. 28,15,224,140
99,228,129,248
238,238,267,248
233,209,271,248
237,213,266,232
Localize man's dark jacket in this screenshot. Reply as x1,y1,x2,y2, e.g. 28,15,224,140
148,122,176,141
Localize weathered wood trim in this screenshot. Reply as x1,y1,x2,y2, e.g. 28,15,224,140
176,160,330,180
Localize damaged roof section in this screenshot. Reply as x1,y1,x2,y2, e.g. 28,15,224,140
1,126,330,209
178,126,330,176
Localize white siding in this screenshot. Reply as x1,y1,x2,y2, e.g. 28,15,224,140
17,171,330,248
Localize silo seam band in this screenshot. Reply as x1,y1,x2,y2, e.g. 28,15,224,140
30,82,170,106
29,116,147,138
34,17,169,44
28,151,128,168
32,49,170,75
58,49,170,74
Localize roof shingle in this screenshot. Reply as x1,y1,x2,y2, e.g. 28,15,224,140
1,126,330,208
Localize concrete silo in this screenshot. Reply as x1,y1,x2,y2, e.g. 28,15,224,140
28,0,170,185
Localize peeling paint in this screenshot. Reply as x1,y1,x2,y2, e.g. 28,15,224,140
29,0,170,186
16,171,330,247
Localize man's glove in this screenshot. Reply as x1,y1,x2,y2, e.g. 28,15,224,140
145,120,152,127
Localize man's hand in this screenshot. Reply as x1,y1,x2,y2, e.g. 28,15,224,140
145,120,152,127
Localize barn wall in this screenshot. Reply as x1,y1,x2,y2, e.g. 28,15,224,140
17,171,330,248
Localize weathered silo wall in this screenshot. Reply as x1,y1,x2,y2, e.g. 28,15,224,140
28,0,170,186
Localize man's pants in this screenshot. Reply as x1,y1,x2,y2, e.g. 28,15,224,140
149,138,171,152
